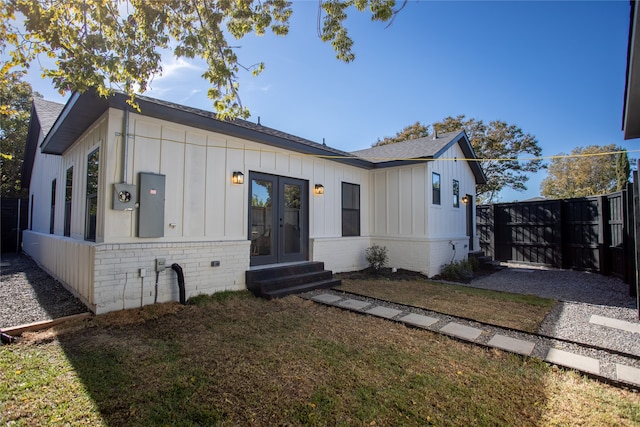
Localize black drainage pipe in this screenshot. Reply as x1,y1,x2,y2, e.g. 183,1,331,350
171,263,186,305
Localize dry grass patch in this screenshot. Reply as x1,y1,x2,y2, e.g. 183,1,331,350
1,292,637,426
338,278,555,332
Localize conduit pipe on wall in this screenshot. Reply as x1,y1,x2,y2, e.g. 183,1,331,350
123,109,130,183
153,264,186,305
171,263,186,305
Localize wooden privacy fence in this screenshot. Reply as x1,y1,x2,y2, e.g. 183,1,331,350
477,186,636,291
1,198,29,253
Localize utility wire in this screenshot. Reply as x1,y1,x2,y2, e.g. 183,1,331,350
117,131,640,163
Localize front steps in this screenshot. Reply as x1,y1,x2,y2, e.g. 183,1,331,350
246,262,341,299
469,251,505,271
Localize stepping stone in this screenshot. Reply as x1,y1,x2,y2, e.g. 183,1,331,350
312,293,343,304
365,306,403,319
616,364,640,386
488,334,535,356
589,315,640,334
440,322,482,341
545,348,599,375
399,313,439,328
338,299,371,311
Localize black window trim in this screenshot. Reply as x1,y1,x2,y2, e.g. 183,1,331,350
432,172,441,206
341,181,361,237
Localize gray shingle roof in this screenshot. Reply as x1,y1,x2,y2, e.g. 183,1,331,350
38,90,369,168
139,94,356,160
33,98,64,136
351,131,463,162
350,130,486,184
31,90,485,183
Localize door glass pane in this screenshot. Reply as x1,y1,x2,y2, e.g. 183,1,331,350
251,179,273,256
283,183,301,254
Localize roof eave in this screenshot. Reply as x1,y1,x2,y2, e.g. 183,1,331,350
624,1,640,140
446,131,487,185
41,91,372,168
21,103,41,189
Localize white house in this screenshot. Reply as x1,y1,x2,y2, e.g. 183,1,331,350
23,90,486,314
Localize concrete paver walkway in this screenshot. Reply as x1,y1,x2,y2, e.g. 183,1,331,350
306,290,640,388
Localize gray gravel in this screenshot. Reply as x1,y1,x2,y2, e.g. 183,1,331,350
1,252,88,329
469,264,636,308
467,264,640,356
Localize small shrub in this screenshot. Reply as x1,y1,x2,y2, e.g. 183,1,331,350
365,244,388,271
440,259,474,281
467,255,480,272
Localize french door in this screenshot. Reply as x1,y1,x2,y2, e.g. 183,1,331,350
249,172,309,266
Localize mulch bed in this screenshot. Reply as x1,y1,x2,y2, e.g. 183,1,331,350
336,266,495,283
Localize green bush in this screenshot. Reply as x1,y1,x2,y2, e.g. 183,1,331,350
467,255,480,271
365,244,388,271
439,259,476,281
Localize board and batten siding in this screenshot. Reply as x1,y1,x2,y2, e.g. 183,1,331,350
426,142,476,239
27,112,107,239
24,112,108,310
102,109,370,243
368,142,477,276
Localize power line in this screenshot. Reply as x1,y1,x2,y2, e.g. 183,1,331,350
121,132,640,163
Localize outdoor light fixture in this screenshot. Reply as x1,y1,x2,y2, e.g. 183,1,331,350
462,195,470,204
232,171,244,185
314,184,325,195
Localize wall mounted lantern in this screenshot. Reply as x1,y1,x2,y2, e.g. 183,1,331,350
461,195,470,204
232,171,244,185
314,184,325,195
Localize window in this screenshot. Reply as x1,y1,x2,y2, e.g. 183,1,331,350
453,179,460,208
342,182,360,236
85,149,99,241
50,179,56,234
432,173,441,205
64,166,73,237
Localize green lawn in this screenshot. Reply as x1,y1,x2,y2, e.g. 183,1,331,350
1,292,638,426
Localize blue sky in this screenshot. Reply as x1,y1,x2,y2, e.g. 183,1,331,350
23,1,638,202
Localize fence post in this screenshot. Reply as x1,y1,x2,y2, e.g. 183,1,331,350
626,182,636,295
633,168,640,318
599,195,609,275
15,199,21,253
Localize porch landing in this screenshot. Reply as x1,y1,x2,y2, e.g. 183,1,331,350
246,262,340,299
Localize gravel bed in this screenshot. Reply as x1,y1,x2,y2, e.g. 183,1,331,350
468,264,636,308
467,264,640,357
1,252,88,329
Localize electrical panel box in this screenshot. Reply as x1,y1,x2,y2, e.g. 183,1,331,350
138,172,166,238
112,183,137,210
155,258,166,272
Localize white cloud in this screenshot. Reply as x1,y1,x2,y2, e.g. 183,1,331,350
156,57,203,80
